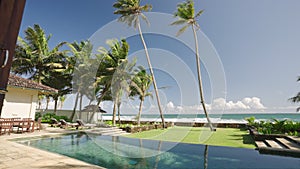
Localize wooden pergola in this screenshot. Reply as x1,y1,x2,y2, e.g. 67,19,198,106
0,0,26,115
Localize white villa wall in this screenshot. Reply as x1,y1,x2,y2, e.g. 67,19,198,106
1,87,38,119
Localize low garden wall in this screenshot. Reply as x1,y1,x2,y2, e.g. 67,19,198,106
120,122,174,133
248,125,286,141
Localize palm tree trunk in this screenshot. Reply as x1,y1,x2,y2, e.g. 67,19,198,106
112,101,117,126
154,140,162,169
45,96,50,110
38,101,42,110
204,145,209,169
137,99,144,126
70,92,79,121
79,93,83,120
137,19,165,128
192,25,214,131
117,102,121,126
54,98,58,115
88,89,108,123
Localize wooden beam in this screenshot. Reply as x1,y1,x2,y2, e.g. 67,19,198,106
0,0,26,116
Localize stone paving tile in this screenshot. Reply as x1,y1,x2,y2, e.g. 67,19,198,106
0,129,105,169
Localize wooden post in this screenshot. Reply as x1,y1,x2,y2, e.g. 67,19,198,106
0,0,26,116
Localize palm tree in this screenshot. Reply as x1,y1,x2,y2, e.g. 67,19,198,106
96,39,132,126
171,0,214,131
42,70,72,114
289,76,300,112
13,24,66,84
113,0,166,128
68,40,97,121
112,58,137,126
130,66,152,126
13,24,67,114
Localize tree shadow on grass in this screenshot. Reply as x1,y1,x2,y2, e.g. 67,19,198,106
229,128,255,146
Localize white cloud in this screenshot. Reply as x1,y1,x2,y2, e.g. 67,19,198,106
242,97,265,109
176,106,183,110
210,97,265,110
166,101,175,109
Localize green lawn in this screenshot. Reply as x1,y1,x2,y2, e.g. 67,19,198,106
125,127,256,149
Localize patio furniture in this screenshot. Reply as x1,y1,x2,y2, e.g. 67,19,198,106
76,119,96,129
60,119,79,129
0,118,13,135
35,117,42,131
17,118,33,133
50,118,61,127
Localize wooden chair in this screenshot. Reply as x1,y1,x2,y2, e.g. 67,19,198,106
35,117,42,131
17,118,32,133
0,118,13,135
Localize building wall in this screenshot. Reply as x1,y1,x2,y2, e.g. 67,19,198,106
1,87,38,119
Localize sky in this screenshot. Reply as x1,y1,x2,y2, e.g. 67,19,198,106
18,0,300,114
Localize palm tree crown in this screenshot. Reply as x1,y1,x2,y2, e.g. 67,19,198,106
113,0,152,28
171,0,204,36
13,24,66,84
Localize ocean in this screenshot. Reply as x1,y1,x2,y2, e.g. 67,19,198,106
102,113,300,123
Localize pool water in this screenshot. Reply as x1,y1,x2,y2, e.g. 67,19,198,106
17,132,300,169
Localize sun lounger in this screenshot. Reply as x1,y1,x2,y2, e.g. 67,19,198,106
60,119,79,129
76,119,96,129
50,118,61,127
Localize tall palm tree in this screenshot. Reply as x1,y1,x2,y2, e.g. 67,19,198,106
96,39,132,126
171,0,214,131
130,66,152,126
68,40,97,121
113,0,165,128
289,76,300,112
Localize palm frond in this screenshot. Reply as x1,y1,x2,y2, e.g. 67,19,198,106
176,24,189,36
289,92,300,103
195,9,204,18
170,19,187,26
140,13,150,26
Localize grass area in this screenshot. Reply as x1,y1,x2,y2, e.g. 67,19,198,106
125,127,256,149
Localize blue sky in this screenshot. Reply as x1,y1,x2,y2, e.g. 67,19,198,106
19,0,300,113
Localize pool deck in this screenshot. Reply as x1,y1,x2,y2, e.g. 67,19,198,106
255,135,300,158
0,128,105,169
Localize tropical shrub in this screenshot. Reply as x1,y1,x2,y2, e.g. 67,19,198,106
246,117,300,136
41,113,70,123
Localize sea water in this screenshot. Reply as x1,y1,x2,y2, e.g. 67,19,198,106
102,113,300,122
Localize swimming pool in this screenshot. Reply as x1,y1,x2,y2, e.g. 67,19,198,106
17,132,300,169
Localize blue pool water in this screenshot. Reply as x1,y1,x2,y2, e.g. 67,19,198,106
17,133,300,169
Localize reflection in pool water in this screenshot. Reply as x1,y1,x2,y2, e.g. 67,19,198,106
17,133,300,169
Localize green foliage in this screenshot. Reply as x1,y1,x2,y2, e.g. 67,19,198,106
13,24,66,84
171,0,203,36
41,113,70,123
113,0,152,28
105,120,113,126
35,112,42,121
289,76,300,111
246,117,300,136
